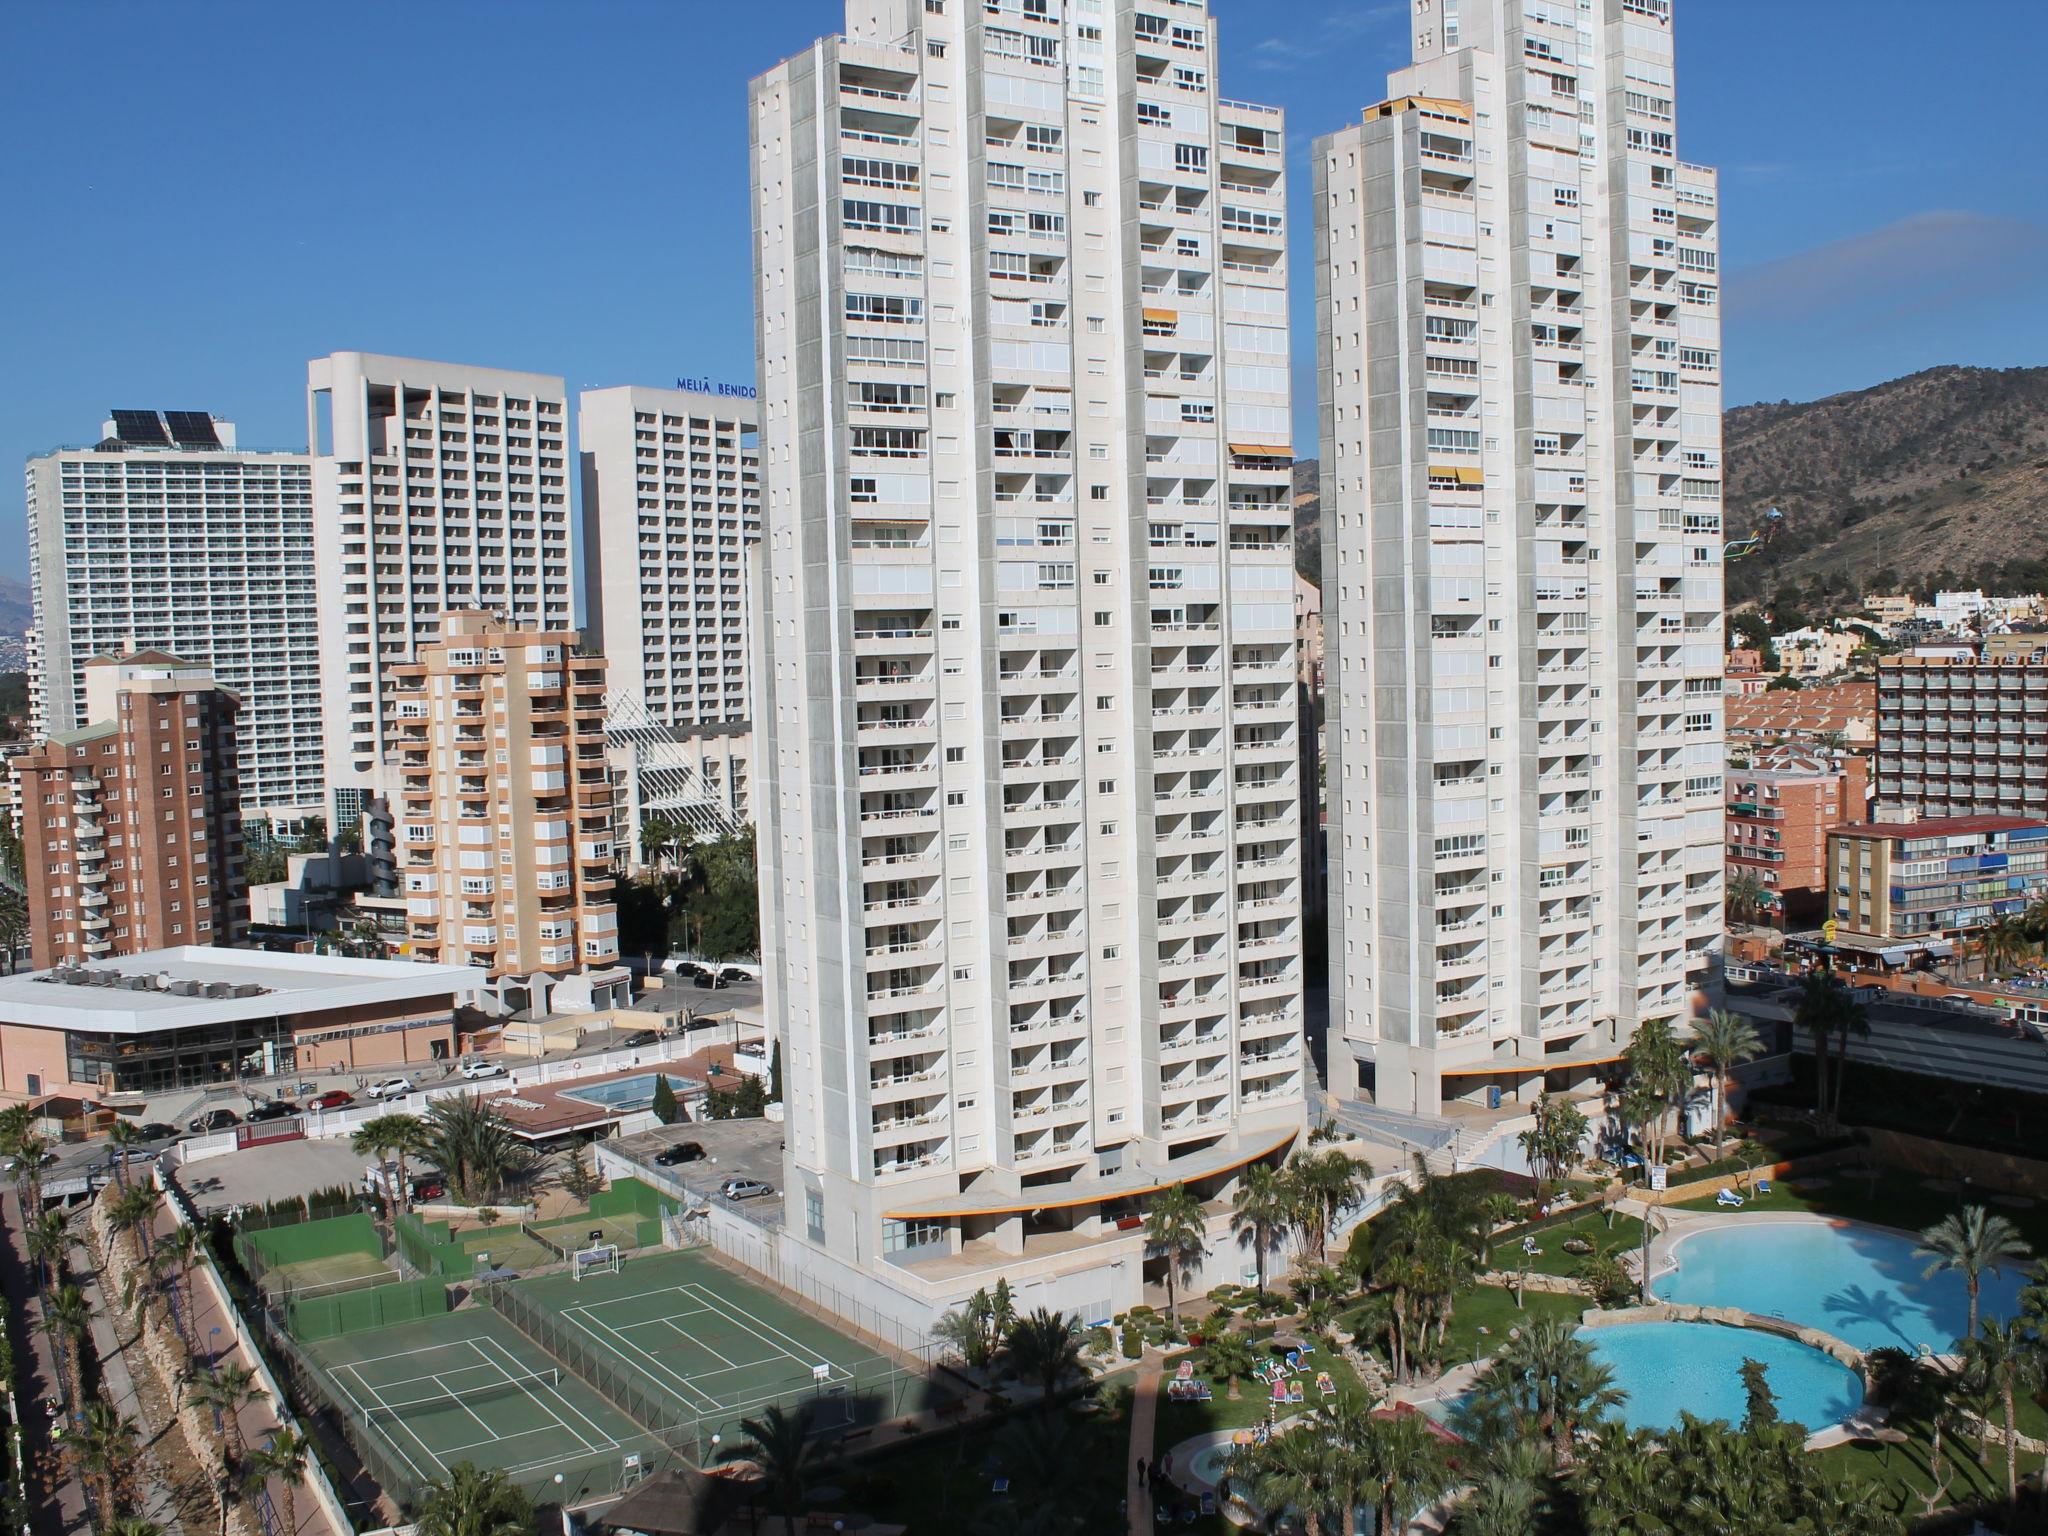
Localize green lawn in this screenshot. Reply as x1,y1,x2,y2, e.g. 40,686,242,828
1438,1284,1587,1368
1671,1170,2048,1251
1154,1334,1368,1446
1497,1209,1648,1280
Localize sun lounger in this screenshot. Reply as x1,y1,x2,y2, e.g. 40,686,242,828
1286,1381,1305,1403
1175,1360,1194,1382
1716,1188,1745,1208
1285,1349,1302,1371
1756,1179,1772,1196
1316,1371,1335,1397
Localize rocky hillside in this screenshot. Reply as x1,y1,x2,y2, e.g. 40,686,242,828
1288,366,2048,608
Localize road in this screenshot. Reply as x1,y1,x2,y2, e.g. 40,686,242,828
1,1189,91,1535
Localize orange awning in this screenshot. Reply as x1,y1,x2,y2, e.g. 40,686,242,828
1230,443,1293,459
1142,307,1178,322
1440,1051,1627,1078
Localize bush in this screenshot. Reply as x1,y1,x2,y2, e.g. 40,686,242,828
1121,1327,1144,1360
1086,1326,1114,1356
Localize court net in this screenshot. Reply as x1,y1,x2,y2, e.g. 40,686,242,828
359,1367,563,1428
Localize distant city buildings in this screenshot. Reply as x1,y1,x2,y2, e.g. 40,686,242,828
1827,814,2048,956
1876,653,2048,821
24,411,321,822
1725,747,1867,926
308,354,573,829
1317,0,1722,1114
14,652,245,970
388,611,624,1012
1726,680,1875,758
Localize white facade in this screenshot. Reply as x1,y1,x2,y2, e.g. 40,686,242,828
751,0,1306,1295
307,354,573,822
24,415,321,819
1316,0,1723,1114
579,385,761,729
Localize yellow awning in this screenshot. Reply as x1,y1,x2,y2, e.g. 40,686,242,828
1454,466,1484,486
1428,464,1483,485
1230,443,1293,459
1142,307,1178,323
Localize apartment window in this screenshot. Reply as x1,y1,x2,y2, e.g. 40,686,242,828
806,1188,826,1241
1090,486,1108,501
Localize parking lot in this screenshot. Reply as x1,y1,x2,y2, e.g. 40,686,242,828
609,1116,786,1228
170,1137,374,1215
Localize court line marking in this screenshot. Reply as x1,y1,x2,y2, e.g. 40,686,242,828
677,1281,836,1376
331,1360,441,1483
465,1334,618,1454
658,1316,738,1370
561,1300,722,1415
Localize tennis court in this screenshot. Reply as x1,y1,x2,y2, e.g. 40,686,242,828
307,1307,661,1505
260,1247,399,1300
504,1248,914,1442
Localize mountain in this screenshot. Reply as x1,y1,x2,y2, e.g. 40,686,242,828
1722,365,2048,609
0,576,29,639
1287,366,2048,610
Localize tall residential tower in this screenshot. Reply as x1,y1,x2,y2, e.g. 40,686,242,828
308,354,573,826
24,412,320,822
1315,0,1723,1114
752,0,1306,1315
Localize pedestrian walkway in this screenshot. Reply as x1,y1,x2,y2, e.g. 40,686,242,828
0,1190,90,1534
1126,1361,1162,1536
78,1245,188,1534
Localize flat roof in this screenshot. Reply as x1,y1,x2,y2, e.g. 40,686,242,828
0,947,484,1035
1831,816,2048,841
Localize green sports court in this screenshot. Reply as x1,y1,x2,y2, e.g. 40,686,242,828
305,1307,665,1507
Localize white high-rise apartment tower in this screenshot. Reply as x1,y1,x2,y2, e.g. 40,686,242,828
1315,0,1723,1116
24,411,322,821
580,384,761,728
751,0,1306,1313
308,354,574,825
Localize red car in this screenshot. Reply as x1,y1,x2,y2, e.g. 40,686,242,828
308,1089,356,1110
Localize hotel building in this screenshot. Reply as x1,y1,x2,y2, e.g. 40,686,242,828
1315,0,1724,1114
24,412,321,821
307,354,573,827
750,0,1307,1317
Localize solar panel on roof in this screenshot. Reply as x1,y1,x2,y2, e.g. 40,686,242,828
110,409,170,445
163,411,220,448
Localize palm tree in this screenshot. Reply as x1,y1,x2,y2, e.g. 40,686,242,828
1620,1018,1692,1171
1230,1428,1338,1536
1962,1317,2035,1505
188,1361,266,1460
152,1224,203,1351
1792,966,1861,1131
1980,915,2036,980
107,1181,162,1267
715,1404,828,1532
1479,1314,1623,1466
1289,1147,1374,1262
1567,1422,1668,1535
1919,1205,2032,1343
75,1399,141,1523
244,1427,310,1536
422,1094,534,1205
0,902,28,974
106,1120,150,1192
413,1462,538,1536
1142,1182,1208,1322
1724,868,1768,927
42,1281,93,1422
1230,1162,1292,1300
1003,1308,1083,1411
102,1520,165,1536
1203,1328,1258,1400
27,1207,70,1296
351,1113,431,1217
1356,1410,1453,1536
1690,1009,1764,1150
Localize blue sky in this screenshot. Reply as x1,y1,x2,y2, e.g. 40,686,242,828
3,0,2044,581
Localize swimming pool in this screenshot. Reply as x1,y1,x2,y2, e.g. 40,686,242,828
558,1072,671,1112
1583,1321,1862,1433
1653,1219,2025,1355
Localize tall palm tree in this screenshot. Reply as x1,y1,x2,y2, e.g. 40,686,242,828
1568,1422,1669,1536
1620,1018,1692,1170
1203,1327,1258,1400
1962,1317,2035,1506
413,1462,537,1536
188,1361,266,1460
42,1281,93,1422
106,1120,150,1193
1289,1147,1374,1261
1478,1314,1623,1466
243,1427,309,1536
1980,915,2037,980
107,1181,161,1267
1792,966,1863,1131
102,1520,165,1536
715,1404,828,1532
1919,1205,2032,1344
351,1113,431,1216
1724,869,1768,927
27,1207,71,1297
151,1224,203,1352
75,1399,142,1524
1142,1182,1208,1321
422,1094,534,1205
1356,1411,1453,1536
1003,1308,1083,1411
1690,1009,1764,1150
1230,1428,1339,1536
1230,1162,1292,1299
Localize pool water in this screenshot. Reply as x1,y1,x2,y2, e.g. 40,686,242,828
559,1072,670,1111
1583,1322,1863,1433
1653,1220,2024,1355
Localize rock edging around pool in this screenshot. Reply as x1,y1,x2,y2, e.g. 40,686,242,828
1581,1302,1867,1379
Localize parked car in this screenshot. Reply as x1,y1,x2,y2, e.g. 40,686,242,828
308,1090,355,1111
654,1141,707,1166
246,1101,300,1123
458,1057,507,1080
718,967,752,984
137,1122,178,1141
3,1150,54,1172
367,1076,414,1101
623,1029,661,1048
109,1146,159,1166
720,1177,773,1200
187,1108,240,1134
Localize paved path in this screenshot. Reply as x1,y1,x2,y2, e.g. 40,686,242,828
1,1190,90,1535
1126,1361,1162,1536
77,1235,189,1534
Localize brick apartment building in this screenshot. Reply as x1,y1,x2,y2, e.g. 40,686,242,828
14,652,245,969
1877,654,2048,820
1726,748,1868,924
